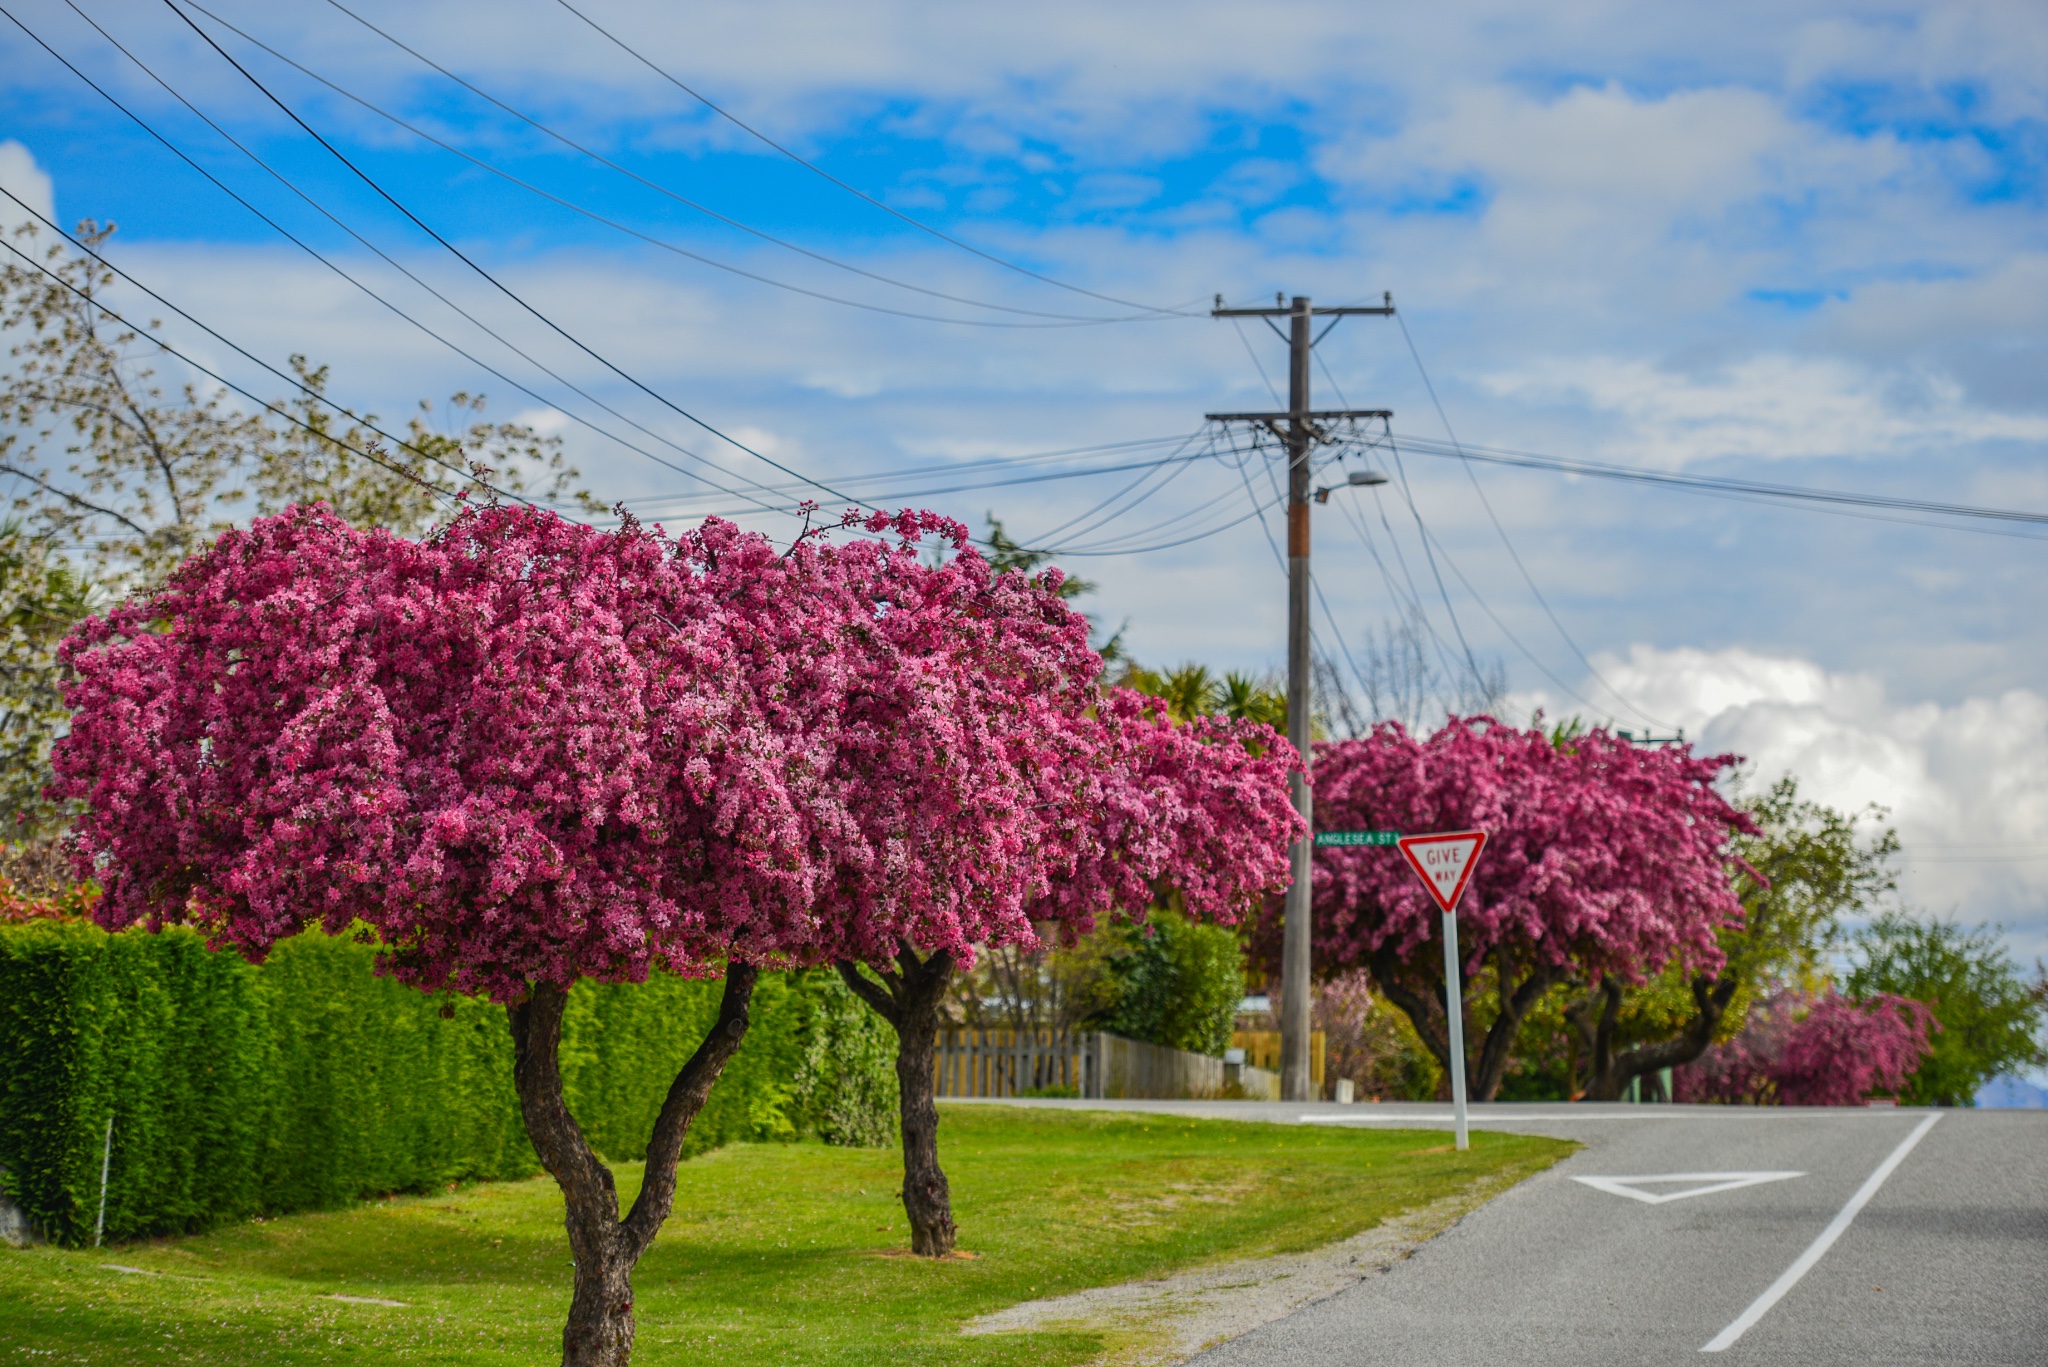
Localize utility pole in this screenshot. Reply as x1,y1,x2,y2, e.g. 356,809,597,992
1208,291,1394,1102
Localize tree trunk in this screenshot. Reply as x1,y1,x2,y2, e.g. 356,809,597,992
508,963,758,1367
1570,972,1737,1101
1369,944,1557,1103
838,946,957,1256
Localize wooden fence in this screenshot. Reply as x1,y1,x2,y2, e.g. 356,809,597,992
933,1030,1283,1101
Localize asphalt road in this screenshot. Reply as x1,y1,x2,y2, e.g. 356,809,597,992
973,1100,2048,1366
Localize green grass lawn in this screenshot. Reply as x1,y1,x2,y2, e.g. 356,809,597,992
0,1105,1571,1366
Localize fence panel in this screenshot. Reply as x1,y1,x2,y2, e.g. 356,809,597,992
934,1030,1281,1101
933,1029,1095,1099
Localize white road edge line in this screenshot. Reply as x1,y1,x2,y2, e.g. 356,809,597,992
1700,1112,1942,1353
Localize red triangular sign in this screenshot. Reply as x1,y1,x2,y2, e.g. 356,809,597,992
1397,830,1489,914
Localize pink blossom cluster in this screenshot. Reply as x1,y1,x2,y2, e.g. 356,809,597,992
1307,719,1758,983
53,504,1300,999
1023,690,1303,941
1678,991,1936,1105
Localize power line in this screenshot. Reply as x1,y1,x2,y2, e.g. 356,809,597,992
1021,432,1214,547
1053,437,1280,554
597,433,1205,515
1388,316,1675,730
1388,431,2048,532
1382,431,1486,690
0,184,541,508
1231,318,1285,407
183,0,1163,330
300,0,1160,326
1336,456,1472,689
548,0,1200,319
593,438,1227,525
1048,491,1284,557
1299,348,1486,697
160,0,861,508
1318,423,1615,720
0,228,515,519
1399,500,1618,719
23,1,791,514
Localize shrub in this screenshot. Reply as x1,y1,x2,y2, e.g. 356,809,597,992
1091,908,1246,1057
559,969,896,1159
0,924,894,1245
1314,971,1444,1101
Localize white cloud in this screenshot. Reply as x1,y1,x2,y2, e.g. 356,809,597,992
0,140,53,233
1517,645,2048,957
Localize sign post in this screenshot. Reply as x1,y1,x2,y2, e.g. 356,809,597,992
1395,830,1489,1151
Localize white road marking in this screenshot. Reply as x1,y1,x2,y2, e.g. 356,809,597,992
1700,1112,1942,1353
1294,1111,1908,1125
1573,1172,1803,1204
1300,1113,1685,1124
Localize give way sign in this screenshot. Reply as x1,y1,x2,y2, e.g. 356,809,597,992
1396,830,1488,914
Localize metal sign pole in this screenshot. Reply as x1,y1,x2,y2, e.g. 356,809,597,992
1440,912,1469,1151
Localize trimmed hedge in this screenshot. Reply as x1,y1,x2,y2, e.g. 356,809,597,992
0,922,896,1246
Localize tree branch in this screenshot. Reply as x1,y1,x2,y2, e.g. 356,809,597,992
1371,945,1452,1076
0,461,151,537
623,961,758,1256
1607,972,1741,1086
836,959,902,1026
1472,958,1562,1099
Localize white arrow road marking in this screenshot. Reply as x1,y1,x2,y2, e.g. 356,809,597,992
1573,1172,1805,1204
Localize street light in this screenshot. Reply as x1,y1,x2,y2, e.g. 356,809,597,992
1313,468,1390,503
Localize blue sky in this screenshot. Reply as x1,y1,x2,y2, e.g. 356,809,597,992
4,0,2047,965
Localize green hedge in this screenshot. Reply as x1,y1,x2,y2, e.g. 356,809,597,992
0,923,896,1246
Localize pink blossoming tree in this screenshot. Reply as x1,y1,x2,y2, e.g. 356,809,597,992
55,503,1023,1363
1678,991,1936,1105
1301,719,1757,1101
730,518,1301,1255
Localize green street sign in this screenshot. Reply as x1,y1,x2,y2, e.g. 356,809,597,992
1314,830,1401,847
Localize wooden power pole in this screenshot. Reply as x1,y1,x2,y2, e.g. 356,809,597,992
1208,292,1393,1102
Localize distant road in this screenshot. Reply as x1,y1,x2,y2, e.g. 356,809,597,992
967,1100,2048,1366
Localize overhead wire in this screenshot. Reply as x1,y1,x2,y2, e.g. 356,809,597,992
597,432,1207,516
1227,421,1379,705
159,0,863,508
1020,431,1213,548
1381,430,1486,690
547,0,1200,318
1392,318,1683,730
592,438,1232,526
1301,349,1486,695
1346,451,1471,687
1048,492,1285,557
297,0,1161,326
1019,427,1292,557
1386,431,2048,533
1399,498,1617,717
23,1,790,513
1230,318,1285,407
181,0,1162,330
0,228,516,517
1312,344,1579,710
